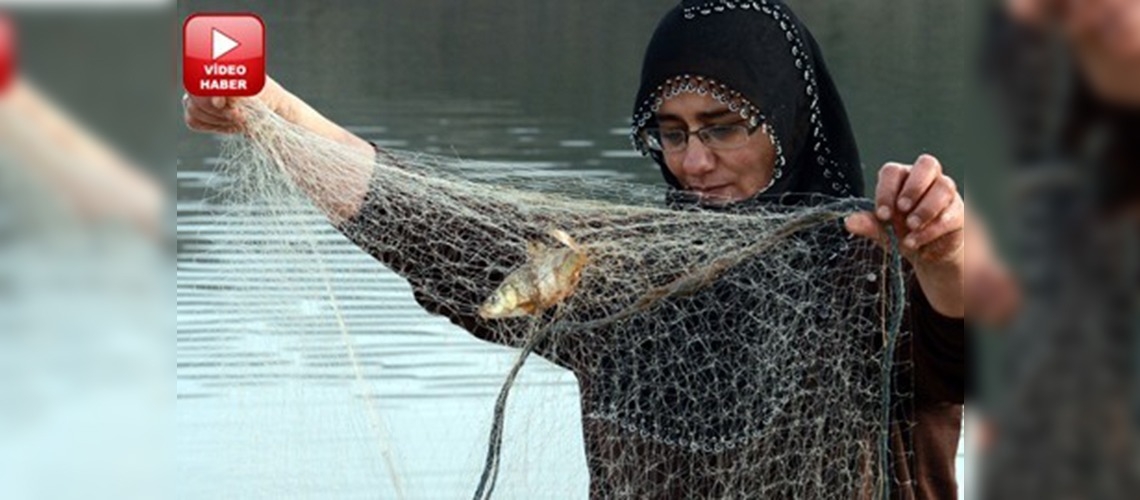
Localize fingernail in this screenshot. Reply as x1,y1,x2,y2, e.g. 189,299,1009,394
906,215,922,229
897,198,912,212
876,206,891,220
903,236,917,248
211,97,224,109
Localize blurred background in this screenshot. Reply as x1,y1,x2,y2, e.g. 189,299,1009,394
0,1,172,500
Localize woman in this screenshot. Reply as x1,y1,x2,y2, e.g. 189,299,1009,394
186,1,970,497
625,4,965,498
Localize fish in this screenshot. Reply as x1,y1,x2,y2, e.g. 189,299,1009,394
478,229,589,319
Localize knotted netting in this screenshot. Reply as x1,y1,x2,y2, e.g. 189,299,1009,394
189,99,910,499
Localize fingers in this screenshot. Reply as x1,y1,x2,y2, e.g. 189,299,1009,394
183,93,243,134
872,153,965,259
905,174,958,231
184,108,240,133
185,104,231,128
845,211,888,248
185,114,242,134
875,162,908,221
896,154,941,214
905,195,965,251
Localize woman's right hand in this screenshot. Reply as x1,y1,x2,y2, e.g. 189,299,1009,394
181,74,375,222
183,76,290,134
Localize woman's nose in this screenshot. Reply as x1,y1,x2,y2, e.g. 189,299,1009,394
680,137,716,176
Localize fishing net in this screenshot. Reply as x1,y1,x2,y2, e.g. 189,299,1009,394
179,99,910,499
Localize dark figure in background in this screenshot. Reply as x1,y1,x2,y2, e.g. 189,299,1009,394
995,0,1140,211
978,1,1140,498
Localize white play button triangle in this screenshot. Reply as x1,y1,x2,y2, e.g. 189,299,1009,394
211,28,240,60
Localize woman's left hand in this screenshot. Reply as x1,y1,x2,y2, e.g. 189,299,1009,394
845,154,965,318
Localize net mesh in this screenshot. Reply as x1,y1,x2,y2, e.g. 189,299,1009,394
190,99,910,499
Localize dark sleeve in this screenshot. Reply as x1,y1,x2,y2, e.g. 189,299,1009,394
333,147,528,348
907,277,967,405
899,277,967,499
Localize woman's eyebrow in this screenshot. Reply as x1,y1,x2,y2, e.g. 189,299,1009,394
655,108,734,125
697,109,733,121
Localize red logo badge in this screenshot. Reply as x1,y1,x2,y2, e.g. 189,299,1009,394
0,14,15,94
183,13,265,97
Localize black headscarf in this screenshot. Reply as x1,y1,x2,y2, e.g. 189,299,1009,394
630,0,863,207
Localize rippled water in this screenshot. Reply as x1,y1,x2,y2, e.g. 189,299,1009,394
177,1,970,498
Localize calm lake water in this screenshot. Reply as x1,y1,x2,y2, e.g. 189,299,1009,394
177,1,973,498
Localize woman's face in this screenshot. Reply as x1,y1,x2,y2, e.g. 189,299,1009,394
655,92,777,204
1009,0,1140,104
1057,0,1140,60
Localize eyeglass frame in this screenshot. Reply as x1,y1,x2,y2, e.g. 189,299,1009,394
640,117,766,153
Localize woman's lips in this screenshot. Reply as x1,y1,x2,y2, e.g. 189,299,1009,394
692,185,735,200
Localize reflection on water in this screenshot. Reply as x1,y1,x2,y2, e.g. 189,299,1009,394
177,1,969,498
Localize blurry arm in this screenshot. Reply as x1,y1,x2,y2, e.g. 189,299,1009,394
963,215,1021,327
0,77,164,238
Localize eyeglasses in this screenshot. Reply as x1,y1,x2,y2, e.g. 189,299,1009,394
641,119,763,153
